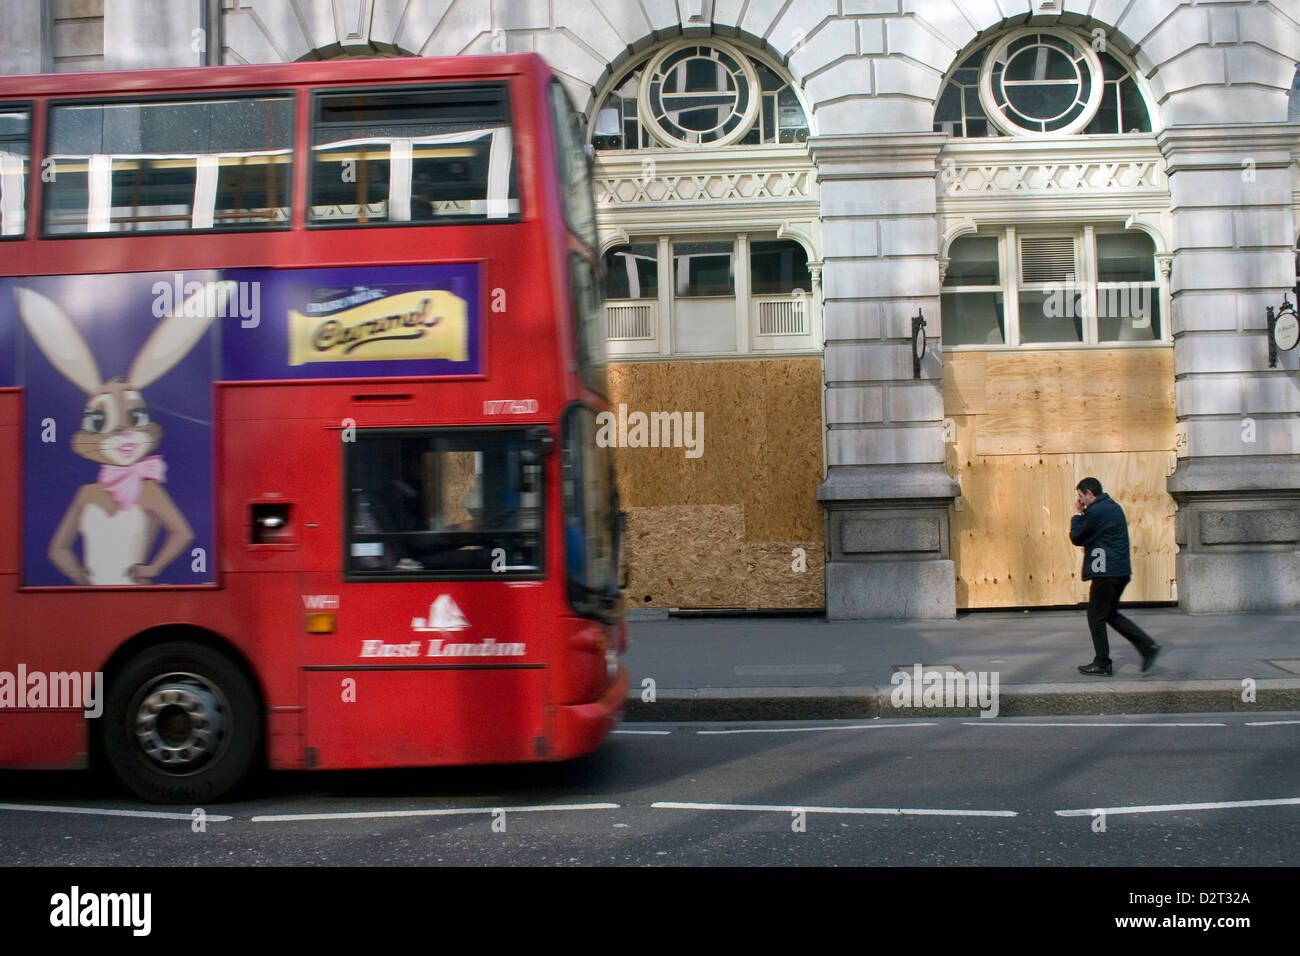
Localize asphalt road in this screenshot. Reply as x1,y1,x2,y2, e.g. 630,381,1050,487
1,712,1298,867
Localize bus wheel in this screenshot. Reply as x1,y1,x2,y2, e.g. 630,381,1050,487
102,643,260,804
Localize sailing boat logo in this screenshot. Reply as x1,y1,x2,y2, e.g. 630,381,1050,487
412,595,470,633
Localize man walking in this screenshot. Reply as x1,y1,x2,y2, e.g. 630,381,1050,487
1069,477,1161,676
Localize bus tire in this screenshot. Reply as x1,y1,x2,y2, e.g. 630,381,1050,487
102,642,260,804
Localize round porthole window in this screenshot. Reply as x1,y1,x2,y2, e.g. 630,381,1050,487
978,30,1104,136
638,40,761,147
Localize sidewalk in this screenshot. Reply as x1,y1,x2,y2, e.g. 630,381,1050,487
620,608,1300,720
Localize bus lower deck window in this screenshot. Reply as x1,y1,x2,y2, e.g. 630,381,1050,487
345,429,543,578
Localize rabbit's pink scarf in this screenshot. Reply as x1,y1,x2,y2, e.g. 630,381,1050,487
98,456,167,509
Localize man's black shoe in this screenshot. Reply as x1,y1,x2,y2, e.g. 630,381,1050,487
1141,643,1161,673
1078,663,1112,676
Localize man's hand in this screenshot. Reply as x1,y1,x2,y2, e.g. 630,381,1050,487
1073,491,1085,515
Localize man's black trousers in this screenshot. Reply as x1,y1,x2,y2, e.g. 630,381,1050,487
1087,575,1156,666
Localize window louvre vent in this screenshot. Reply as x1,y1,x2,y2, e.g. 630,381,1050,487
606,302,655,339
1020,236,1076,282
756,297,808,335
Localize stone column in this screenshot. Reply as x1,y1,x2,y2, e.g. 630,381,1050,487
1158,124,1300,612
103,0,200,70
0,2,43,75
810,133,960,619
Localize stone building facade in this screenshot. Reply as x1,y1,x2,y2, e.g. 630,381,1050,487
3,0,1299,617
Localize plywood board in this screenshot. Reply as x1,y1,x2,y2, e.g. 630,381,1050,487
951,448,1177,606
947,347,1178,608
754,360,825,541
623,505,823,609
943,352,987,416
608,359,824,608
1074,452,1178,603
975,349,1175,455
951,452,1080,608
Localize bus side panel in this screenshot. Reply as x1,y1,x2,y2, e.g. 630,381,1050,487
219,407,338,771
1,391,88,768
223,383,570,770
303,668,549,768
0,713,86,769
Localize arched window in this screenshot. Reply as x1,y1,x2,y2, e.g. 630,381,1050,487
602,244,659,300
750,239,810,295
593,40,809,150
934,29,1152,137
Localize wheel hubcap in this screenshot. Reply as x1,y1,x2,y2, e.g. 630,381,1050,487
133,677,225,770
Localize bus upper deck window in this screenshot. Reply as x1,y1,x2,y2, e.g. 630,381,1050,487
43,95,293,236
0,106,30,238
309,84,519,226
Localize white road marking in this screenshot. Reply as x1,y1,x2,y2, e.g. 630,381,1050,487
1056,797,1300,817
697,722,938,735
0,803,232,822
1246,720,1300,726
613,729,672,735
652,801,1017,818
962,721,1226,728
251,802,620,823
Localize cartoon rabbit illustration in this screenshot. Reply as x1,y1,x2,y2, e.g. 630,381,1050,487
15,284,226,586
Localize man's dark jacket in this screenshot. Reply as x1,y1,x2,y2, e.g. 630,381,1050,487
1069,493,1132,580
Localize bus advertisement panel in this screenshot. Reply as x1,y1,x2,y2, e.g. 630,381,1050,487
4,264,485,588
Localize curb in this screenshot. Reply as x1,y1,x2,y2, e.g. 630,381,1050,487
623,678,1300,721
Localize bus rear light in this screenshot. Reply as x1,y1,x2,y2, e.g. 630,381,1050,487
305,612,336,634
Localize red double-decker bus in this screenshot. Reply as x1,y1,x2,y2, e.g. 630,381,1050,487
0,54,626,802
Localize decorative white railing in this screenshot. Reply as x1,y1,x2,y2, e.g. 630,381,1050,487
940,159,1166,195
596,168,814,206
753,295,809,336
936,137,1168,201
606,299,657,340
592,145,818,212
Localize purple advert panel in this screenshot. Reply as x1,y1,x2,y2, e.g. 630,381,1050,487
11,272,219,587
220,263,483,381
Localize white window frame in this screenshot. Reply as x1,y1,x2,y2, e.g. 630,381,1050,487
604,232,821,359
940,232,1007,346
942,223,1171,351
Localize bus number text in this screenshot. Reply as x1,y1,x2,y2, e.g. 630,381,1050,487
483,399,539,415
